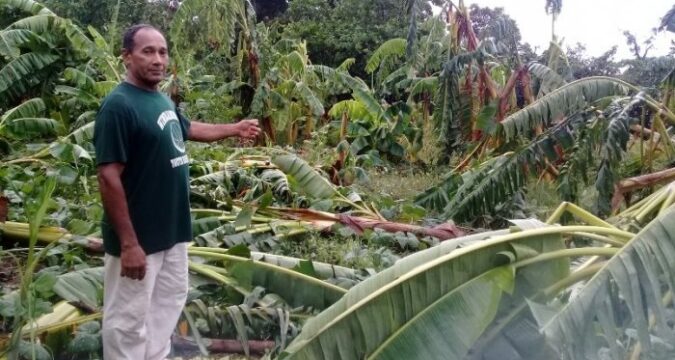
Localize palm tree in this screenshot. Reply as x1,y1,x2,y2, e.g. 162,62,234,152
544,0,562,42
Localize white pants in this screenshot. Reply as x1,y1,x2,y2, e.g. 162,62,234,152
102,242,188,360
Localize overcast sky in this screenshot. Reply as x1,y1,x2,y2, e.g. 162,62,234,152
464,0,673,60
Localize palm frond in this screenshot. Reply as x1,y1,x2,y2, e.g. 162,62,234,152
544,0,562,15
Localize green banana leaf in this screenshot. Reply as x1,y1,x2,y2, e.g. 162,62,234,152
1,98,45,122
271,154,336,199
0,29,36,59
4,117,60,138
366,38,406,74
528,62,567,98
0,0,54,16
279,225,570,359
188,248,347,310
531,207,675,359
52,267,104,311
501,76,632,140
0,53,60,98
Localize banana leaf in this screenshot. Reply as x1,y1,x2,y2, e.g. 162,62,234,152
501,77,632,140
188,248,347,310
279,225,573,359
0,29,36,59
0,53,60,98
1,98,45,122
271,154,336,199
52,267,104,311
531,207,675,359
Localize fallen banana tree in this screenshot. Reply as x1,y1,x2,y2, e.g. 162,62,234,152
279,186,675,359
3,178,675,358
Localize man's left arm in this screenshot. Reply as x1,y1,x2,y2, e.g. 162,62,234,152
187,119,261,142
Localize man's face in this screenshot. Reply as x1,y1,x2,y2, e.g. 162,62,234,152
123,28,168,88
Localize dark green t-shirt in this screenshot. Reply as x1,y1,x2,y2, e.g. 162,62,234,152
94,82,192,256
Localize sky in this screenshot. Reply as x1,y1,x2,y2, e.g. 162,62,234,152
463,0,673,60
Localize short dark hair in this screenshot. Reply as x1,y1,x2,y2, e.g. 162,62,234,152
122,24,160,52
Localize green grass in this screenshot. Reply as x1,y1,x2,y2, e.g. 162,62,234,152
355,166,443,202
276,232,399,272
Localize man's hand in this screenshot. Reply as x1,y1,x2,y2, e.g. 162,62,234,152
120,243,147,280
188,119,261,142
236,119,261,139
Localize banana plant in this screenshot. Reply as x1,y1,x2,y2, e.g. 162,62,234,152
170,0,260,88
418,75,675,223
249,42,326,144
278,222,625,359
0,0,101,107
280,194,675,359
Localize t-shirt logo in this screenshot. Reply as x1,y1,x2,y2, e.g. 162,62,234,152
169,122,186,153
156,110,186,153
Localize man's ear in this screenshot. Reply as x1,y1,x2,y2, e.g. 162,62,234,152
121,49,130,68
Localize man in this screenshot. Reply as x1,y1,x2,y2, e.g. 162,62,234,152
93,24,260,360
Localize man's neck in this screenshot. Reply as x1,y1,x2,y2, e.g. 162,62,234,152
124,76,159,92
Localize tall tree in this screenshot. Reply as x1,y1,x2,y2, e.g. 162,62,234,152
253,0,288,21
544,0,562,41
469,5,521,48
565,44,620,79
39,0,173,33
279,0,436,79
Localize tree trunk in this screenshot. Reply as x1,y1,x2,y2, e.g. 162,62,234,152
611,167,675,211
172,335,275,355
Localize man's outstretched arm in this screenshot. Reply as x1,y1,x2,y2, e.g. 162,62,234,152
187,119,260,142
